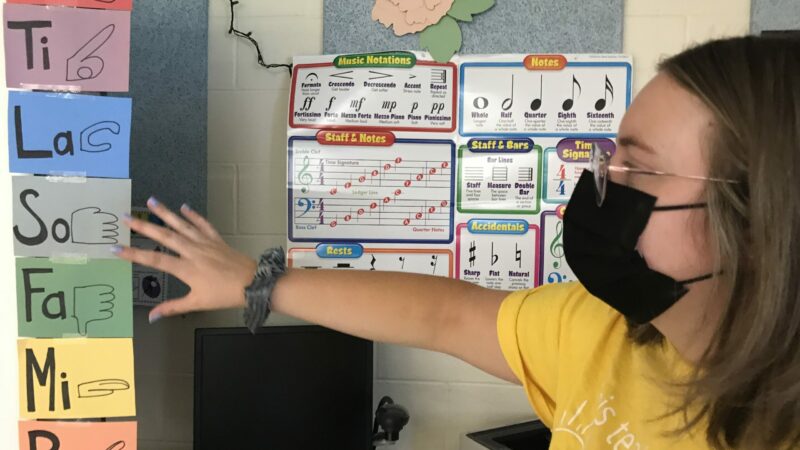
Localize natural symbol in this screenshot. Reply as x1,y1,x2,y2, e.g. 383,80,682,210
372,0,496,62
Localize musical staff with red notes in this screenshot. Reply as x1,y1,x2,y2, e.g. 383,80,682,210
289,137,455,243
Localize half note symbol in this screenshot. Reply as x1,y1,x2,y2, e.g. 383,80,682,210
399,256,406,269
430,255,438,274
530,75,543,111
468,241,477,268
562,75,582,111
515,243,522,268
595,75,614,111
491,242,499,266
502,75,514,111
370,255,377,271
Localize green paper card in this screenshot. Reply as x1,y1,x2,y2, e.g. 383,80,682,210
16,258,133,338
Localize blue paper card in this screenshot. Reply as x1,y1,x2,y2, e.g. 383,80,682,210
8,91,131,178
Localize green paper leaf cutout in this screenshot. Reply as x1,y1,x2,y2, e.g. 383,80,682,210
419,15,462,63
447,0,496,22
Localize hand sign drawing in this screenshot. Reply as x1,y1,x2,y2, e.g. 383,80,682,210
78,378,130,398
66,24,115,82
71,207,119,244
72,284,115,336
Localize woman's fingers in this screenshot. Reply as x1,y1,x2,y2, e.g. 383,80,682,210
179,203,223,242
123,214,192,256
148,295,196,323
112,244,186,280
146,197,203,242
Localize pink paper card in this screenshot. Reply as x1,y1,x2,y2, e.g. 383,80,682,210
4,3,130,92
7,0,132,11
19,420,137,450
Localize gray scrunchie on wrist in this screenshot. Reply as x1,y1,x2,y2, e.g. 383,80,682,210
243,247,287,333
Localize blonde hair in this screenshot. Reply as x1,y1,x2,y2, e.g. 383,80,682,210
632,36,800,449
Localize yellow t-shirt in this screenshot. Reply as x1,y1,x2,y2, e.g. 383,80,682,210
497,281,709,450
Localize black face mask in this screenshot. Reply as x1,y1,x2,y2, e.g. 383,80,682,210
563,170,713,324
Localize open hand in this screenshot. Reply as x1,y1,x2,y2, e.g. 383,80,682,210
113,197,257,323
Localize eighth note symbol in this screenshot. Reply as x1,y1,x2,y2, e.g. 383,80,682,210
468,241,477,268
562,75,582,111
430,255,438,274
502,75,514,111
595,75,614,111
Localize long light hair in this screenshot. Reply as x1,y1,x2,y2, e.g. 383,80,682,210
629,36,800,449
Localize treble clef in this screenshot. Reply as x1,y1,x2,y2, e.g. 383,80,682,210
549,221,564,269
298,156,313,193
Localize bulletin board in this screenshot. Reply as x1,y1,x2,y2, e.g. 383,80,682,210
751,0,800,33
323,0,624,55
128,0,208,215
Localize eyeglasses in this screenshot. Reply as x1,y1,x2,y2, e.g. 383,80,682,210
590,142,740,207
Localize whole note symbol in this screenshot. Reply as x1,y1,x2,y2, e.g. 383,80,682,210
549,221,565,269
468,241,477,268
595,75,614,111
502,74,514,111
298,156,313,193
530,75,543,111
562,75,582,112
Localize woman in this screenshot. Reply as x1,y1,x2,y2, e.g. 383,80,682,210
114,36,800,449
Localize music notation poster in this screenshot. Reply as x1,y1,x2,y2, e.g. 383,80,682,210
286,52,632,290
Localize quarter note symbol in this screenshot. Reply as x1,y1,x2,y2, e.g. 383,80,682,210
562,75,582,112
530,75,543,111
594,75,614,111
502,75,514,111
468,241,477,268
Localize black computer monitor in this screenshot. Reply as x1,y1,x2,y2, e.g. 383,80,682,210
194,325,373,450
